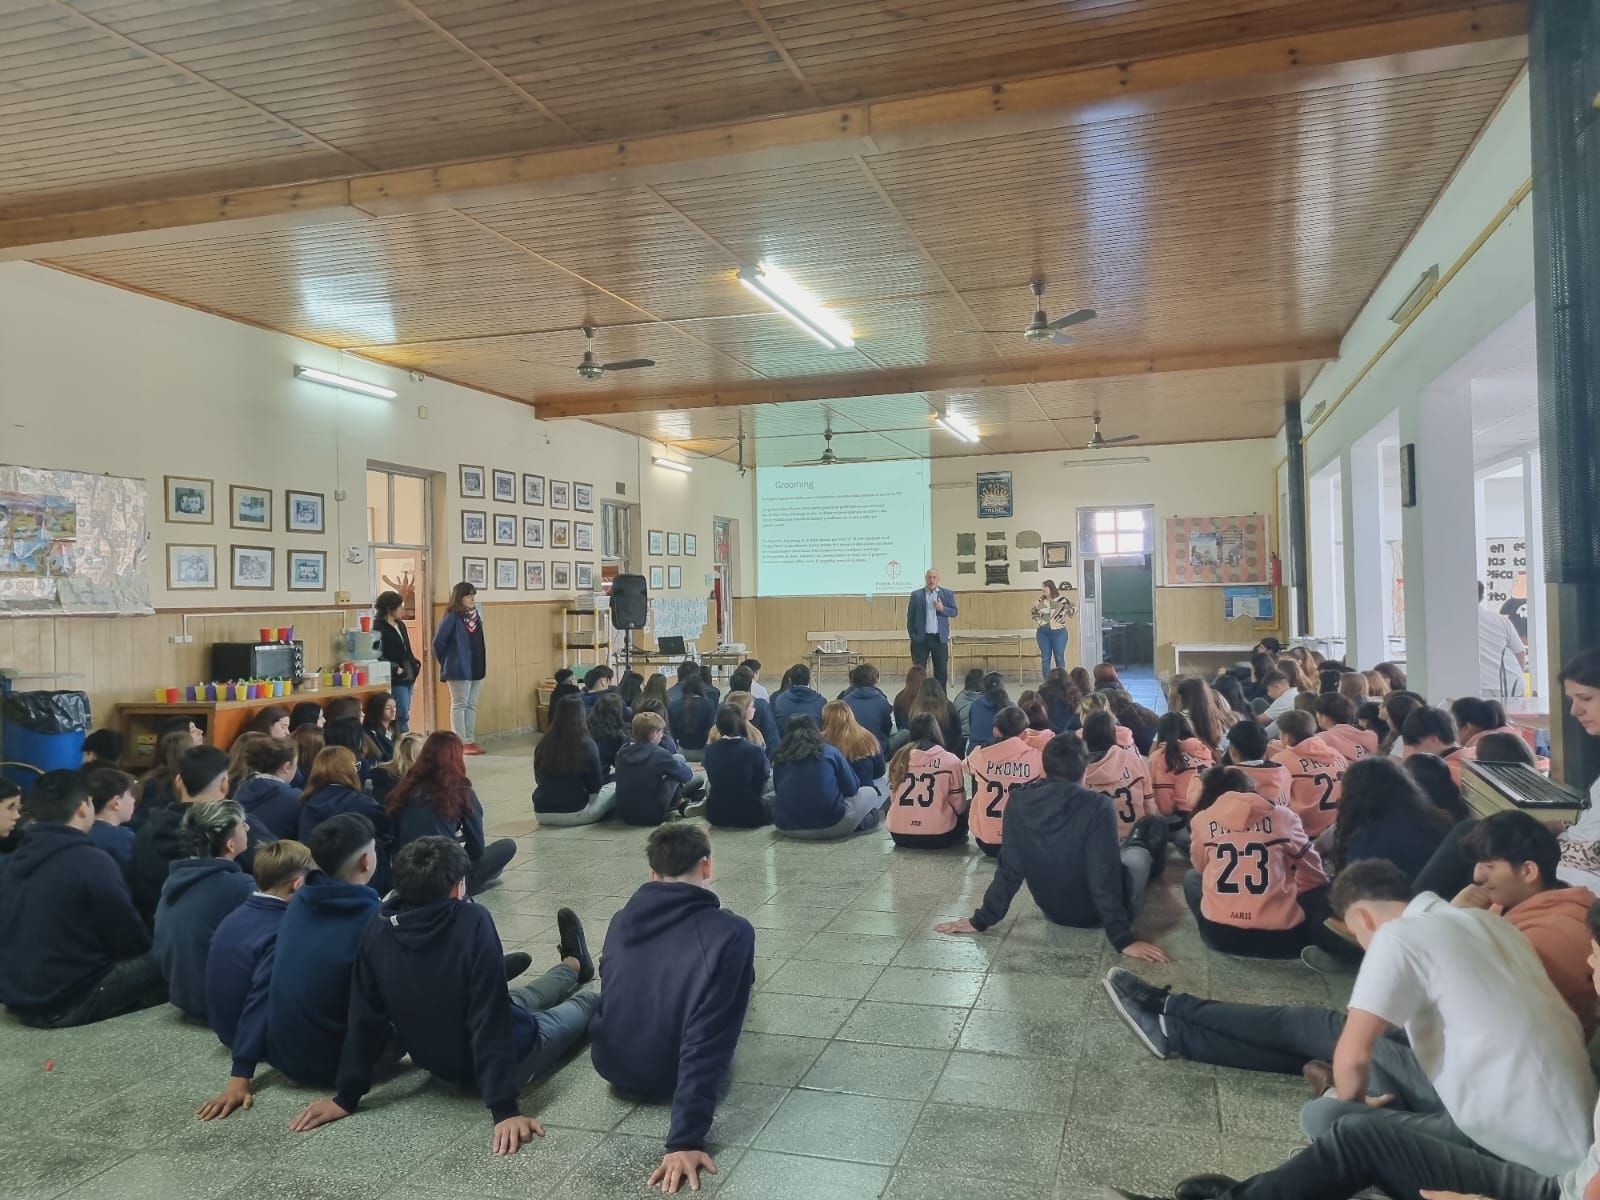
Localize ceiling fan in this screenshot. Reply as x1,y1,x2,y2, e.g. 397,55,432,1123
961,280,1096,344
784,423,875,467
1085,413,1138,449
575,325,655,380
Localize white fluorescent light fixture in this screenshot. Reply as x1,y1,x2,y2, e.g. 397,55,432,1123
652,456,694,474
737,262,855,349
293,365,397,400
935,413,980,443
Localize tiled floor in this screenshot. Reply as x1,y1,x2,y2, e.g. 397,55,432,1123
2,733,1353,1200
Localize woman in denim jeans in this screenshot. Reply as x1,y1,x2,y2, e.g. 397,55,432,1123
432,582,487,754
1031,580,1076,678
374,590,421,734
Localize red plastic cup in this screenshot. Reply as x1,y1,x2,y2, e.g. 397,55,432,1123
355,669,368,686
165,688,180,703
359,614,373,633
259,627,273,643
277,627,292,643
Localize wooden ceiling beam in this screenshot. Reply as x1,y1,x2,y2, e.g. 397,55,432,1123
0,5,1524,258
531,338,1341,419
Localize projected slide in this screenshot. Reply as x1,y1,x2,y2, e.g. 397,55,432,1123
756,460,932,596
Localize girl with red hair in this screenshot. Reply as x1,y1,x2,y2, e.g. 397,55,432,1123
388,730,516,894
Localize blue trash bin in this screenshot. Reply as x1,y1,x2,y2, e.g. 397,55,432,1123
1,685,91,794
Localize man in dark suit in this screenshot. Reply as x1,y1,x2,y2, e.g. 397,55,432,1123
906,568,959,688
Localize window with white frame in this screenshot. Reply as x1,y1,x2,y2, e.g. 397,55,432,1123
1090,508,1152,560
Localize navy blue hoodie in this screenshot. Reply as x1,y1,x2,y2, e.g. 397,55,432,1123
133,801,277,923
0,823,152,1014
533,738,604,815
750,697,781,751
153,857,255,1019
234,774,301,841
88,820,135,877
772,744,859,832
298,785,390,892
393,786,489,863
771,685,827,727
230,873,381,1082
334,896,539,1122
205,892,287,1048
614,740,695,826
667,693,718,751
840,686,894,754
590,882,755,1152
702,738,771,829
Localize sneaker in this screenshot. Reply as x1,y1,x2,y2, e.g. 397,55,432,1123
1174,1175,1238,1200
1102,968,1171,1059
503,952,532,981
556,907,595,984
1104,966,1171,1013
1302,1059,1334,1096
1301,945,1354,976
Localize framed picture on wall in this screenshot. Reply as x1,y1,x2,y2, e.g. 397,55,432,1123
167,543,216,589
550,480,571,510
667,532,681,556
524,560,545,590
574,522,593,552
550,519,570,549
230,544,274,589
229,485,271,531
976,470,1013,519
165,476,214,524
494,557,518,589
684,533,697,556
648,529,664,556
286,490,325,534
649,565,664,590
576,562,594,590
551,561,571,590
522,517,544,548
522,473,545,505
460,465,485,498
1042,540,1072,568
463,556,488,588
573,482,593,513
668,565,682,590
287,549,326,591
492,470,516,504
461,510,486,544
493,514,517,545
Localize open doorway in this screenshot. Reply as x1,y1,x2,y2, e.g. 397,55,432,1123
367,466,434,732
1078,506,1155,674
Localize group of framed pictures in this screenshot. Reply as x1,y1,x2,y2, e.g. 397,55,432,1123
648,564,684,591
460,466,592,514
461,557,592,594
645,530,697,557
460,512,593,552
165,476,326,534
167,544,326,592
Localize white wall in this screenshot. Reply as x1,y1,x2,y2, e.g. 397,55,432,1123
0,263,755,608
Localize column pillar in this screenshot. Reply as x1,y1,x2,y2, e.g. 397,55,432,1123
1340,443,1386,668
1524,450,1548,700
1529,0,1600,787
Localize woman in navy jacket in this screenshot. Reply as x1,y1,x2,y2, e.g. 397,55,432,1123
702,705,772,828
770,716,882,841
432,582,487,755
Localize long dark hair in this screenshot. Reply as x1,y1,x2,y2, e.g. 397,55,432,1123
1038,670,1080,714
1402,753,1473,823
1193,765,1253,816
1173,676,1221,749
1373,661,1408,692
641,673,671,709
587,693,628,743
137,730,191,813
1333,755,1448,869
362,691,394,730
678,677,713,742
909,677,955,725
772,714,825,765
374,590,404,621
1380,690,1426,756
1107,689,1159,734
387,731,472,822
534,695,594,776
1211,673,1251,717
894,667,927,714
1156,711,1197,774
982,672,1009,709
447,581,477,615
618,671,645,710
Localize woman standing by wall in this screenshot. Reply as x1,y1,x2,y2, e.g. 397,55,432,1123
374,590,421,734
1030,581,1076,678
432,581,487,755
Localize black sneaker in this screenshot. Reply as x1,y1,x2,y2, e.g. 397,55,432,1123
503,952,532,982
1102,968,1171,1059
557,907,595,984
1104,966,1171,1014
1175,1175,1238,1200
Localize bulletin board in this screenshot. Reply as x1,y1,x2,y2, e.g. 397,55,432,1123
1162,515,1269,586
0,464,152,615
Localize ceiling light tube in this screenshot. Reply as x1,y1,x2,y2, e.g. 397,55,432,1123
737,263,855,350
652,456,693,474
936,414,979,443
293,365,397,400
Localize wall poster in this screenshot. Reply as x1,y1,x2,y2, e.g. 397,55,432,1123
1162,515,1269,586
0,465,151,614
976,471,1013,519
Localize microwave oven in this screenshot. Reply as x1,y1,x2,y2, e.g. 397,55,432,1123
210,641,304,681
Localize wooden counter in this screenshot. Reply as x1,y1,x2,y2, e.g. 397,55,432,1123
115,684,390,769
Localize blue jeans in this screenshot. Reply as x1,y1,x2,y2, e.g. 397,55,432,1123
1036,627,1068,676
390,683,413,733
510,964,599,1089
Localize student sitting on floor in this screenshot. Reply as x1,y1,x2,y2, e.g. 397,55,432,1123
839,662,894,754
709,690,769,755
225,732,269,798
1017,694,1057,753
821,700,888,798
1078,691,1136,749
198,813,384,1117
770,662,827,726
232,736,303,841
298,745,390,892
587,693,631,780
1108,690,1162,757
727,667,780,747
288,839,598,1158
579,664,620,711
200,838,313,1063
1254,670,1296,736
1184,765,1331,959
81,727,123,769
388,730,516,894
1332,755,1452,879
668,676,718,763
546,668,580,725
322,717,380,783
886,714,969,850
965,705,1045,857
131,729,191,831
532,695,615,827
85,766,138,878
937,733,1170,961
1038,669,1082,734
591,825,756,1194
965,672,1012,750
1452,694,1508,748
0,769,166,1027
1314,692,1379,760
953,667,986,740
1216,720,1289,804
772,714,882,840
1401,704,1471,784
615,711,706,827
1100,862,1599,1200
1171,675,1227,753
360,692,398,763
368,731,424,812
291,725,323,791
289,701,324,732
901,676,965,758
1148,712,1213,826
664,660,698,704
702,704,773,829
132,744,232,923
153,800,255,1020
739,658,769,702
1082,710,1157,841
1268,710,1349,841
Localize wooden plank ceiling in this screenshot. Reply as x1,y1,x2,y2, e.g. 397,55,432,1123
6,0,1528,465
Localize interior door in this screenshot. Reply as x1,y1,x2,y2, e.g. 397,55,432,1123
367,467,434,731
